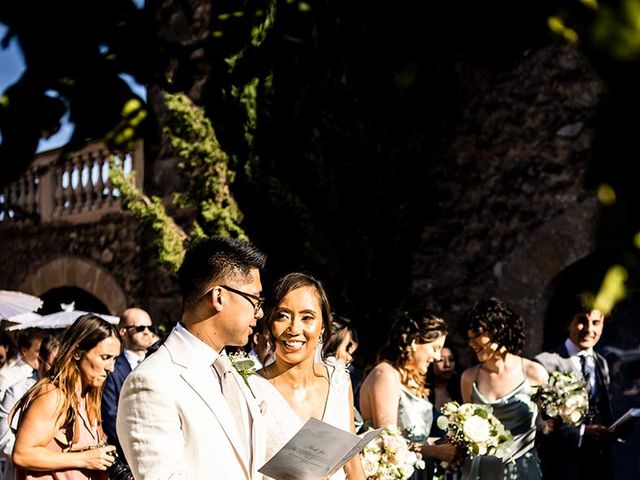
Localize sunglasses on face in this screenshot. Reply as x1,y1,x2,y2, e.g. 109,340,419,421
124,325,156,334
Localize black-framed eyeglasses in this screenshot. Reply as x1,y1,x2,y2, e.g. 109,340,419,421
124,325,156,334
218,285,265,314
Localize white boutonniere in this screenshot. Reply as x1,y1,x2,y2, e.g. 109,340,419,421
228,351,257,397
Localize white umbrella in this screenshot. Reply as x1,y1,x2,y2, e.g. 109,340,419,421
7,302,119,331
6,312,42,323
0,290,43,319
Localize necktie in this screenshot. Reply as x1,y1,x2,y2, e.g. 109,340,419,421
213,356,248,451
580,353,598,401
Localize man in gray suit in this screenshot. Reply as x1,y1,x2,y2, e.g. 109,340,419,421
535,294,613,480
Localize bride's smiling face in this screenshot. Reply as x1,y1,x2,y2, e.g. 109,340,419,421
271,286,325,365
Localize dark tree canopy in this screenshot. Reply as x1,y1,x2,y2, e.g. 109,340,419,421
3,0,640,360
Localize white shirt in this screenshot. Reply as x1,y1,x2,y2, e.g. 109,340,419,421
0,369,38,480
123,349,146,371
0,356,34,402
565,338,595,445
565,338,595,372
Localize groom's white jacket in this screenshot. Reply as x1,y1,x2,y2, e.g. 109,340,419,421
116,325,267,479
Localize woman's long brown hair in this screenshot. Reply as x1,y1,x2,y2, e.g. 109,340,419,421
12,314,120,443
376,311,447,398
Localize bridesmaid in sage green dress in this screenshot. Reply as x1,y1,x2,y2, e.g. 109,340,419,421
460,298,548,480
359,311,457,479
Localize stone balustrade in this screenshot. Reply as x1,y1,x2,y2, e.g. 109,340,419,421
0,141,143,224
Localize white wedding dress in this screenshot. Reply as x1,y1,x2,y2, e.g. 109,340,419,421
249,361,352,480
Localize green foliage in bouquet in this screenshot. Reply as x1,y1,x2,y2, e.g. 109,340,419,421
531,371,589,427
436,402,514,460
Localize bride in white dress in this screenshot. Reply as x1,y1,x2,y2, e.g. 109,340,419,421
249,272,365,480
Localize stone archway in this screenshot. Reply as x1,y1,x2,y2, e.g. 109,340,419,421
494,198,599,356
19,256,127,315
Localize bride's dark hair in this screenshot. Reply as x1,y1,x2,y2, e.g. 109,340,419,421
376,310,447,398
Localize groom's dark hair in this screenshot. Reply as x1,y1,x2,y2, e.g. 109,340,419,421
560,292,599,327
177,236,266,308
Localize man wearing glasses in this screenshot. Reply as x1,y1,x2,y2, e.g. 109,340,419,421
102,308,156,459
117,236,268,480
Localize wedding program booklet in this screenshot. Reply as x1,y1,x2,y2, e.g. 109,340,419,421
609,407,640,434
258,417,383,480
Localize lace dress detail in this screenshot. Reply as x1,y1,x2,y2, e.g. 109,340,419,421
250,363,352,480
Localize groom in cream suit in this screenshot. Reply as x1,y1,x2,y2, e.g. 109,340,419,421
117,236,268,479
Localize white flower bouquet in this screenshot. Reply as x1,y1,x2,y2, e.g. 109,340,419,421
530,371,588,427
361,426,426,480
436,402,513,460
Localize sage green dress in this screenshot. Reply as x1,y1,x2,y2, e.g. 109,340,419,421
397,387,434,480
461,372,542,480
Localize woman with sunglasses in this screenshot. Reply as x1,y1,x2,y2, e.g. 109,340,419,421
11,314,121,480
460,298,548,480
249,272,366,480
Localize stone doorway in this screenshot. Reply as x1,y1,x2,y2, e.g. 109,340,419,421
19,255,127,315
39,286,110,315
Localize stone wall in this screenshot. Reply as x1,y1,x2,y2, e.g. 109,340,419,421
411,42,606,356
0,213,182,330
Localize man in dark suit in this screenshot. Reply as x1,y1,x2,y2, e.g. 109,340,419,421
535,295,614,480
102,308,156,456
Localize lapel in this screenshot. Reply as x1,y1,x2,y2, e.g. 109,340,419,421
593,353,609,387
234,369,266,476
554,344,581,375
593,352,613,419
115,355,132,385
164,328,251,478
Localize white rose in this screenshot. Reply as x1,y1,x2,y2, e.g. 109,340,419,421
463,415,491,443
569,409,583,424
437,415,449,430
459,404,476,416
361,456,378,477
401,465,415,478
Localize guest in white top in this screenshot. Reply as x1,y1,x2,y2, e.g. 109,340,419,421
0,332,60,480
0,329,44,401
